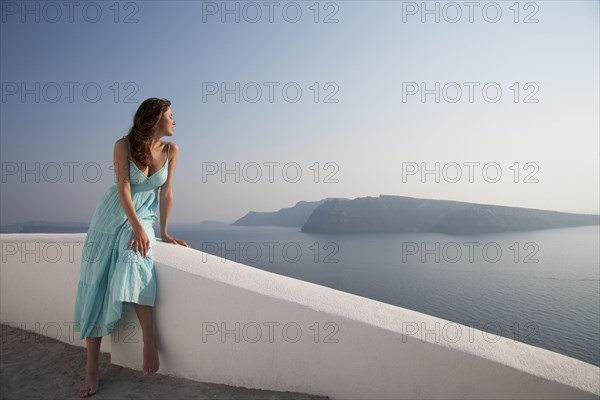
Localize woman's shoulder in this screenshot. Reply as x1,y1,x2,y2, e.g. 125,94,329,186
115,136,129,149
162,140,179,153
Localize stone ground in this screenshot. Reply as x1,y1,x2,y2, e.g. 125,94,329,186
0,323,330,400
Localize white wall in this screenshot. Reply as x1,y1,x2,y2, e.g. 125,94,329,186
1,233,599,399
0,233,111,353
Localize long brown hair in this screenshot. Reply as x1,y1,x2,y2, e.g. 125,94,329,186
124,97,171,168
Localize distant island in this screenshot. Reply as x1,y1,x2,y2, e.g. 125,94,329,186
4,196,598,236
302,195,600,235
0,220,232,234
234,195,600,235
232,198,349,227
0,221,89,234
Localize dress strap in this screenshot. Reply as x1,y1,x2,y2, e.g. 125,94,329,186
167,143,170,159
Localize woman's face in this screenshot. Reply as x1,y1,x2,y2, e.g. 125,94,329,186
159,107,176,136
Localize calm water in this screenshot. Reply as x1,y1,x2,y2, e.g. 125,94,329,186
168,224,600,367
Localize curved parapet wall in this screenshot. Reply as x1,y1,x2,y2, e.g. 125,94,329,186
1,233,599,399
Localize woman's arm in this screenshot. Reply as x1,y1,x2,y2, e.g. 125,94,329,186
114,138,144,232
159,142,179,237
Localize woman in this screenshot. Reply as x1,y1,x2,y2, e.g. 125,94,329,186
74,98,190,398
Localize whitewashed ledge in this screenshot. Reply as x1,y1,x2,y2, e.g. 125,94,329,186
1,233,599,400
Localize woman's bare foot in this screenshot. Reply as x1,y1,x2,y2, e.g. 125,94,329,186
79,366,99,397
142,337,159,375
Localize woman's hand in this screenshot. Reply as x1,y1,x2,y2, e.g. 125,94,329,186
162,233,190,247
129,227,151,259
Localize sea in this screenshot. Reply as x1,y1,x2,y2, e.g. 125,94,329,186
168,223,600,367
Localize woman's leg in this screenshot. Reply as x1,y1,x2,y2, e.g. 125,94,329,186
132,303,160,375
79,336,102,397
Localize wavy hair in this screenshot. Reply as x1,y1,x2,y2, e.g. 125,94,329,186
123,97,171,169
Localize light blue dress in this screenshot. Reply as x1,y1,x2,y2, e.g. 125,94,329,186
73,136,170,339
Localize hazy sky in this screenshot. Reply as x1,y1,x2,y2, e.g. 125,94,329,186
1,0,598,226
